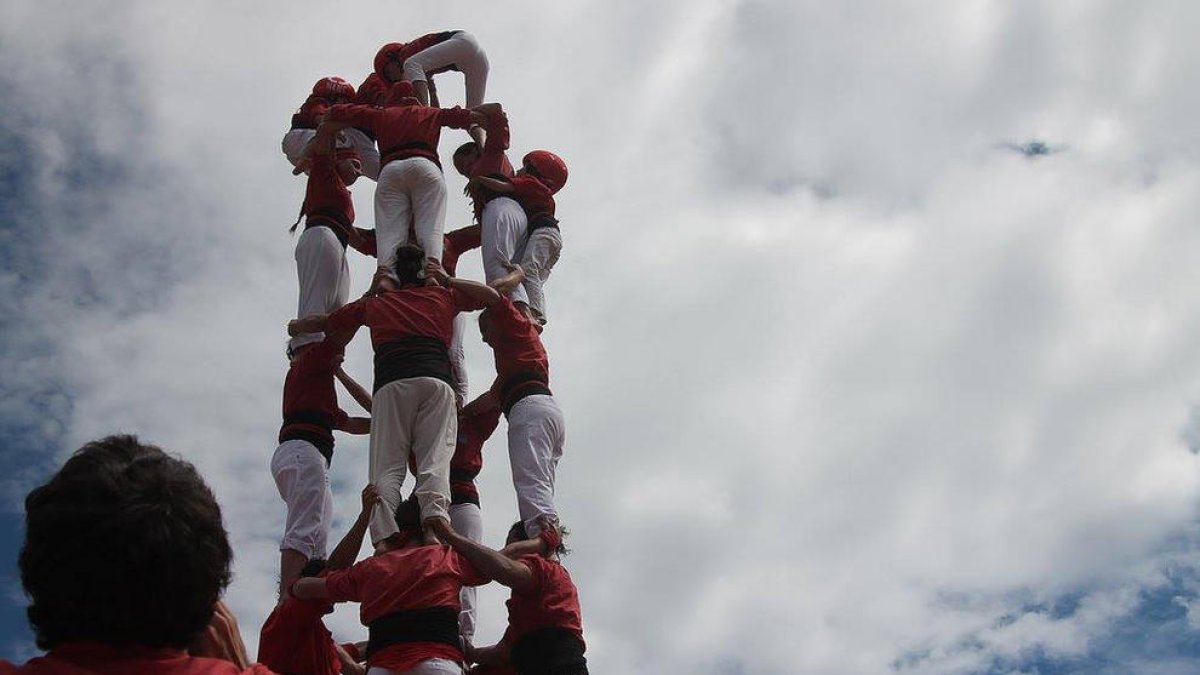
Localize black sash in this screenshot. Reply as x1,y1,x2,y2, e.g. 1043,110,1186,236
510,627,587,675
500,372,553,415
365,606,461,659
374,337,453,392
380,141,441,170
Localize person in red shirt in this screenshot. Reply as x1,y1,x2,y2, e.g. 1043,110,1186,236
287,121,366,356
288,246,499,547
292,498,490,675
259,485,381,675
470,150,569,326
429,519,587,675
342,224,482,407
316,81,487,278
460,267,564,539
2,435,274,674
360,34,489,147
283,76,379,181
272,337,372,598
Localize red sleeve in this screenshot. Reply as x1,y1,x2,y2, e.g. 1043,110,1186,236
323,564,365,603
450,287,487,312
521,556,548,595
452,550,491,586
436,107,475,130
508,175,550,203
245,666,282,675
484,109,511,152
327,104,381,132
325,298,368,338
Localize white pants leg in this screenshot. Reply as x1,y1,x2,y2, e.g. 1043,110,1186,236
282,128,361,171
402,31,489,108
449,313,468,403
449,502,483,641
518,227,562,325
290,226,351,352
374,158,447,272
343,127,381,181
271,439,334,559
480,197,530,305
506,394,565,537
282,129,316,168
368,378,458,544
367,658,462,675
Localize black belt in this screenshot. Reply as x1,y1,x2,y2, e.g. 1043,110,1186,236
278,427,334,466
528,213,560,232
374,337,454,392
501,372,552,415
304,213,351,249
380,141,441,171
510,627,587,675
365,606,461,659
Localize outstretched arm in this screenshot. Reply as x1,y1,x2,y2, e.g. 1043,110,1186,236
427,519,536,592
425,260,502,307
490,263,526,296
288,314,329,337
327,485,380,571
336,367,372,412
469,175,514,194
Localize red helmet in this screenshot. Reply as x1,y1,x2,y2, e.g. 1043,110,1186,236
385,80,418,107
523,151,568,194
312,76,355,101
374,42,406,79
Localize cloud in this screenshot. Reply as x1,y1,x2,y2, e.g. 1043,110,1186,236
3,1,1200,673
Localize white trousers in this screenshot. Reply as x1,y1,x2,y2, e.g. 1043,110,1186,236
367,659,462,675
282,128,379,180
402,31,489,108
480,197,530,306
375,158,447,272
369,378,458,544
271,439,333,559
449,502,483,641
290,225,351,352
507,394,565,537
516,227,562,325
449,313,469,402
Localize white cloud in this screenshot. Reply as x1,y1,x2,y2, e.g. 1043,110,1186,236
3,1,1200,673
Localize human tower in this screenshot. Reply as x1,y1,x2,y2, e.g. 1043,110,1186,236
261,31,588,675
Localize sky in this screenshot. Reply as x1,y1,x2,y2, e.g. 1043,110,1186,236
3,0,1200,673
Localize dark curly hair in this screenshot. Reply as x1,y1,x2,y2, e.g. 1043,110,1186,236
19,434,233,650
507,520,569,557
392,244,427,286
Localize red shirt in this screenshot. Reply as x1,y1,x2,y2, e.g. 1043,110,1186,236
466,110,514,222
0,644,277,675
488,299,550,410
407,405,500,504
257,599,338,675
326,104,473,168
354,73,388,107
279,338,349,454
304,153,354,231
324,545,487,671
505,556,585,645
450,406,500,504
508,174,556,223
326,287,483,350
